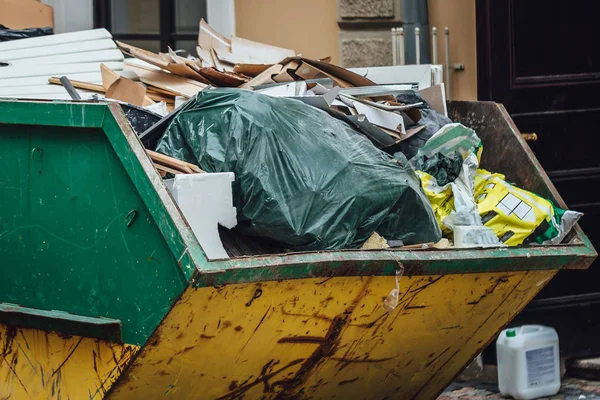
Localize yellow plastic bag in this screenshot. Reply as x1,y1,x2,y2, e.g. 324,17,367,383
474,169,582,246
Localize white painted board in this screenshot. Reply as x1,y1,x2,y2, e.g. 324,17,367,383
0,29,112,52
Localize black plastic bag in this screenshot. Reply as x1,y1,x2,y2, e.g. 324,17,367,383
0,24,53,42
393,108,453,160
155,88,441,250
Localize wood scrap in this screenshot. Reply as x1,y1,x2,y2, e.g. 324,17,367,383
154,164,183,175
48,77,105,93
147,150,204,174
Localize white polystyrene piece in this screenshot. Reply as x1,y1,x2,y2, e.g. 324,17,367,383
1,39,116,61
0,62,123,79
7,49,123,66
168,173,237,260
0,29,111,52
497,325,560,400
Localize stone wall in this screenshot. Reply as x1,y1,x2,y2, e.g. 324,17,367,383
337,0,403,68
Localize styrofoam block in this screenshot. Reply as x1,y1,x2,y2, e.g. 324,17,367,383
168,173,237,260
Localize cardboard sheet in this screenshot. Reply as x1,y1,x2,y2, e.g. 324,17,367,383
100,63,120,90
198,18,231,51
241,64,283,89
126,64,206,98
117,41,212,84
353,101,406,134
199,68,247,87
419,83,448,116
105,77,147,106
230,36,295,65
233,63,272,77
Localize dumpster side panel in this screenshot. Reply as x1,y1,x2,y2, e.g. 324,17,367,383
0,324,138,400
108,270,556,400
0,122,187,345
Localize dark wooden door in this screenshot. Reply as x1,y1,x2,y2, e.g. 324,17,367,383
477,0,600,357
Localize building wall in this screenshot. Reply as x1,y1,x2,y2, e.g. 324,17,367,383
235,0,477,101
234,0,340,64
428,0,477,100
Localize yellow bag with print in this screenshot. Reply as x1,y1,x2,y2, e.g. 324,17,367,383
474,169,582,246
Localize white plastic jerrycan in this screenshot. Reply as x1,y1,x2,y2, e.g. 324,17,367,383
496,325,560,400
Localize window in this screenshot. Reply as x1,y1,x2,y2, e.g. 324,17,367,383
94,0,207,55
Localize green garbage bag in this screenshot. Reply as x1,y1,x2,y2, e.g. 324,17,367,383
155,88,441,250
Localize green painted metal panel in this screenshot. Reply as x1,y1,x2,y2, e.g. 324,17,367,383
0,104,189,346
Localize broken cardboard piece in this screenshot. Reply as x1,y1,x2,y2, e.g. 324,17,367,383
199,67,247,87
117,41,212,84
196,46,215,68
198,18,231,52
126,64,206,98
209,48,235,72
295,62,329,81
281,57,393,101
419,83,447,116
105,76,147,107
167,173,237,260
353,101,406,135
100,63,119,90
241,64,283,89
233,63,272,77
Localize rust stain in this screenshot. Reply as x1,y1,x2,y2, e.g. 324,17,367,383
240,306,271,351
234,326,243,332
216,358,304,400
467,277,509,305
51,337,83,377
270,277,374,398
277,336,327,344
221,321,232,329
338,377,359,386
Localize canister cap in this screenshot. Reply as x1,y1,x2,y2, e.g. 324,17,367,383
506,330,516,338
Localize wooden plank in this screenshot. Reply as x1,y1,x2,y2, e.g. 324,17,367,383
147,150,204,174
48,77,105,93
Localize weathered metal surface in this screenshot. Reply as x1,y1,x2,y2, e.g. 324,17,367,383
0,304,122,342
108,270,556,399
0,99,595,399
0,324,139,399
0,100,202,346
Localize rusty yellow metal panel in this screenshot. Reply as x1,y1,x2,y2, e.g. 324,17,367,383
108,270,556,399
0,325,138,399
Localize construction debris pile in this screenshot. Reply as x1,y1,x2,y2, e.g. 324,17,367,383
0,19,584,256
